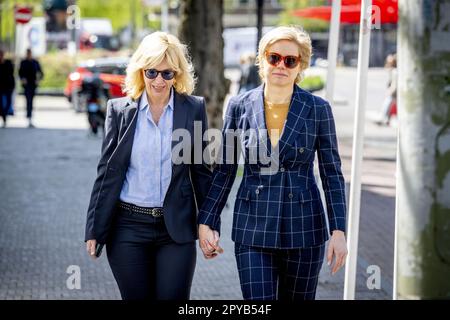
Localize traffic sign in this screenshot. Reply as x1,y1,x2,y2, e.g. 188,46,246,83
15,6,33,24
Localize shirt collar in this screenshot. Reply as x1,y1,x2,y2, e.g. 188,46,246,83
139,87,174,111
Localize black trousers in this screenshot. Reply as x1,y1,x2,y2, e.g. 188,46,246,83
106,207,196,300
0,91,13,123
24,85,36,119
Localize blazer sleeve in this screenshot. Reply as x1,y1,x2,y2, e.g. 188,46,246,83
316,103,347,233
36,60,44,81
18,61,25,80
189,98,213,211
197,97,240,235
84,99,119,241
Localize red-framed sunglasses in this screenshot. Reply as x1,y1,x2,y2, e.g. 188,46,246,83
265,51,301,69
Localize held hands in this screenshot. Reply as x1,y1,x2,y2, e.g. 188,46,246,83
198,224,224,259
327,230,348,275
86,239,98,260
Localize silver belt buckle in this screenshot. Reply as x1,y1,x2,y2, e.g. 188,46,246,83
151,208,163,217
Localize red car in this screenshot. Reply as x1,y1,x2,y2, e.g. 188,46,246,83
64,57,129,111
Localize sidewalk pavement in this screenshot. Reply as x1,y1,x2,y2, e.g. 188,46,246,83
0,93,396,300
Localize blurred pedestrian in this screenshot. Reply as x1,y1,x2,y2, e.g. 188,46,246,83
376,53,397,125
0,50,15,128
19,48,43,128
84,32,212,300
238,52,260,94
198,26,348,300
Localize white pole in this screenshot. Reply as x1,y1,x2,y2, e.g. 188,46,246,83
393,128,400,300
343,0,372,300
15,23,22,61
161,0,169,32
67,4,79,111
14,23,22,109
325,0,341,103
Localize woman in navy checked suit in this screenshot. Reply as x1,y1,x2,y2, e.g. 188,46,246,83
197,26,348,300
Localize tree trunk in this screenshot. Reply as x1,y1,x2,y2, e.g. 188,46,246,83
178,0,229,130
395,0,450,299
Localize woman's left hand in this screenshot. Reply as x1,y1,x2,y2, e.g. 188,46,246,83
327,230,348,275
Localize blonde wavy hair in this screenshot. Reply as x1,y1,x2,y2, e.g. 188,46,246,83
256,26,312,84
123,32,196,99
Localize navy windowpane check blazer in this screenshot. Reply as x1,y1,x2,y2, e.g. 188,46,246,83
197,84,347,249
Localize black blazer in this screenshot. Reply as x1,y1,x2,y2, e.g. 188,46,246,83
85,91,212,244
0,59,15,92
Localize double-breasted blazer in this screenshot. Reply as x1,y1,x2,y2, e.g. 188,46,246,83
198,84,346,249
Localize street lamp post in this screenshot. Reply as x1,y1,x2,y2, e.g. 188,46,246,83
131,0,136,47
344,0,373,300
325,0,341,103
256,0,263,53
67,1,80,111
0,1,3,45
161,0,169,32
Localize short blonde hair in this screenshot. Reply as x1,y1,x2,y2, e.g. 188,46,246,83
123,32,196,99
256,26,312,84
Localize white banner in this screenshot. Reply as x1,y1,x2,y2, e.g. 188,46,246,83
15,17,47,58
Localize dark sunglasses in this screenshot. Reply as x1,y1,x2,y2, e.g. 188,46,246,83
144,69,176,80
265,52,301,69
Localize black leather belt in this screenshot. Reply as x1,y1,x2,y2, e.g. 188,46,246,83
118,201,163,217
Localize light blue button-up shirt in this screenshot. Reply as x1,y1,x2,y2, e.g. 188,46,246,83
119,89,174,207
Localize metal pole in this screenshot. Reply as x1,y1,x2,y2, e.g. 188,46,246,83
395,0,450,299
393,130,400,300
9,0,14,52
13,21,21,108
325,0,341,103
256,0,263,53
0,1,3,45
12,0,16,55
67,1,79,111
161,0,168,32
343,0,372,300
131,0,136,46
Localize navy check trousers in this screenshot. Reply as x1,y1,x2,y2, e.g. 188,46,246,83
234,242,325,300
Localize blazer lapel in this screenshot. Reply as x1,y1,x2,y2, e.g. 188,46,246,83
277,85,312,155
109,96,139,166
250,85,272,157
171,91,188,174
171,92,188,148
118,97,139,146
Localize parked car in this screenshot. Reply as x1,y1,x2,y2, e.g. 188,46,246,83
64,56,128,111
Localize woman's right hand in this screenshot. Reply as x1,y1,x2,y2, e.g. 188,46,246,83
86,239,98,259
198,224,223,259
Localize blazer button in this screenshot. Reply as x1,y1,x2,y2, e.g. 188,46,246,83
255,189,260,195
288,193,293,199
280,167,285,172
299,147,305,153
